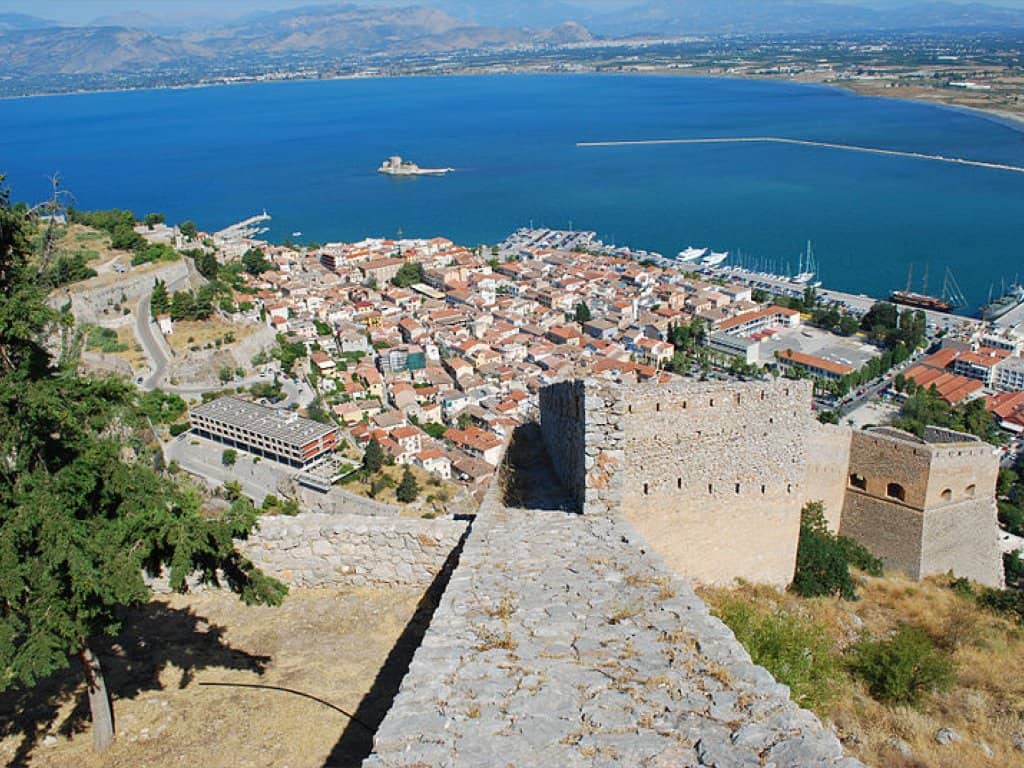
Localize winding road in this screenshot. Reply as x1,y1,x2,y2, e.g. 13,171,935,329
132,269,313,408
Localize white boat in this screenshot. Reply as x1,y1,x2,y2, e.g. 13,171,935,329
789,241,817,285
378,155,454,176
791,271,815,285
291,231,303,237
677,246,708,262
701,251,729,267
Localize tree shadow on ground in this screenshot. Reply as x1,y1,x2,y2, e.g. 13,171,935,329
501,422,576,512
321,528,470,768
0,600,270,768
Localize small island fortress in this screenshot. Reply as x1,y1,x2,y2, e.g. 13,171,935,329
377,155,454,176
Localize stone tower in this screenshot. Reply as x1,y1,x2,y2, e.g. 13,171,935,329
840,426,1003,588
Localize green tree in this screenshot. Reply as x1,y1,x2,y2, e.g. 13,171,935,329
837,314,860,336
791,501,880,599
193,284,215,320
138,389,186,424
150,279,169,317
817,410,840,425
306,397,332,424
391,261,424,288
457,411,473,430
47,251,98,287
143,212,165,229
221,448,238,466
0,183,284,751
574,301,592,325
362,437,385,474
179,220,198,240
194,250,219,280
170,290,194,321
242,247,271,276
396,465,420,503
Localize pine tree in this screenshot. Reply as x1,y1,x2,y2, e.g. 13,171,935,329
150,278,169,317
396,465,420,503
574,301,592,325
362,436,385,474
0,181,286,752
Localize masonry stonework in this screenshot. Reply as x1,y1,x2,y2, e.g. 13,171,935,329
540,378,1003,590
542,378,817,586
840,427,1003,587
801,424,853,532
364,485,865,767
240,512,467,588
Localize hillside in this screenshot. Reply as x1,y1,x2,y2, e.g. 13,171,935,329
2,0,1024,88
701,574,1024,768
0,3,592,82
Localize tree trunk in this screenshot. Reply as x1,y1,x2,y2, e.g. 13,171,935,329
79,644,115,752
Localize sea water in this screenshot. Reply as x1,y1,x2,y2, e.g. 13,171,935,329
2,74,1023,308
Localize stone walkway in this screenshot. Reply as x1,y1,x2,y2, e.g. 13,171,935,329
363,500,866,767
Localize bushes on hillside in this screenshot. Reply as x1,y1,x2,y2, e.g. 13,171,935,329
712,596,841,712
848,624,954,705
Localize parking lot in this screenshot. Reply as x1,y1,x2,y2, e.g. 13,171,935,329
760,325,880,370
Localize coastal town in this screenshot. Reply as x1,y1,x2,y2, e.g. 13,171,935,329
67,210,1024,523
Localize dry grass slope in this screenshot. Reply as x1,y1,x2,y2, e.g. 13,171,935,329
0,587,423,768
701,573,1024,768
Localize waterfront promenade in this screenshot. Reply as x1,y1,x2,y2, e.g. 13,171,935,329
699,264,983,332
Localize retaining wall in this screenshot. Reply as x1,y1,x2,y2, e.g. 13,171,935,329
241,512,468,588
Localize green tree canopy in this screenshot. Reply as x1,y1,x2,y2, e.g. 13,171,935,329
363,437,385,474
391,261,424,288
0,182,284,752
179,220,198,240
242,247,272,276
150,278,169,317
574,301,592,325
396,465,420,503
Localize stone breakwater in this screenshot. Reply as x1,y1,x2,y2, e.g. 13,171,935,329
363,501,865,766
242,512,468,588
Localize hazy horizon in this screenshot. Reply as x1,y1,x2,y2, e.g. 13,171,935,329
5,0,1024,27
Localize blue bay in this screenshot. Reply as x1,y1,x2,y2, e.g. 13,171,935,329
2,74,1023,310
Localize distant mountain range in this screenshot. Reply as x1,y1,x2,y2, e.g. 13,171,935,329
2,0,1024,85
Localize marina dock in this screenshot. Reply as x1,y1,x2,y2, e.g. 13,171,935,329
215,211,272,243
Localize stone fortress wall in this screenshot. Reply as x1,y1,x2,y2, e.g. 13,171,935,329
56,259,190,326
540,377,1003,589
363,450,865,768
541,378,819,586
240,512,468,588
840,427,1003,587
618,379,814,587
801,424,853,532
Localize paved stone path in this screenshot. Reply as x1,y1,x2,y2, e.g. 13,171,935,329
363,498,866,767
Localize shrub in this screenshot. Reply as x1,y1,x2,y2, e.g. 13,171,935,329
713,597,841,712
792,501,858,599
848,624,954,705
792,501,882,598
221,449,237,467
838,536,884,577
168,422,190,437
